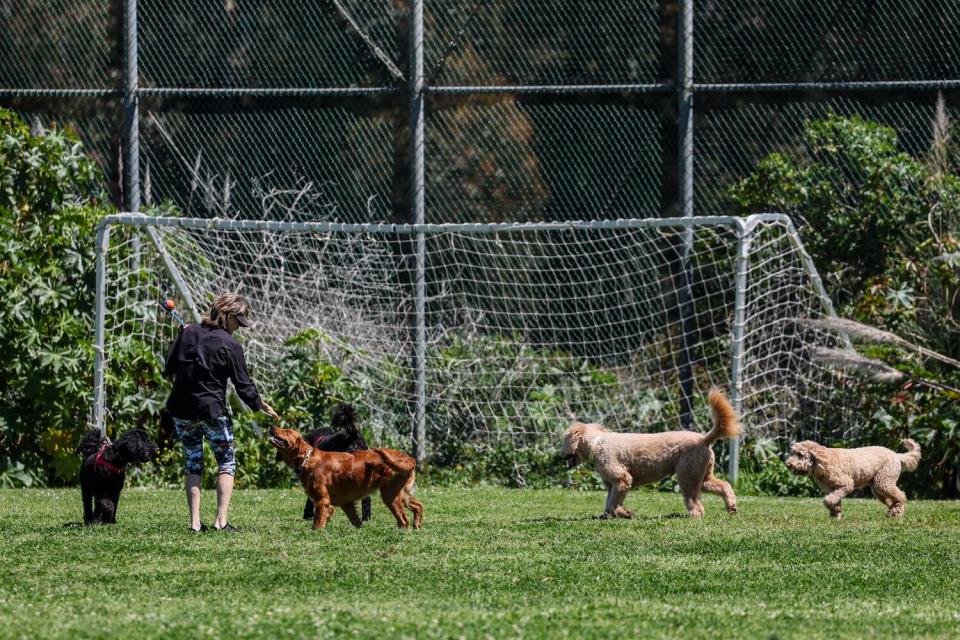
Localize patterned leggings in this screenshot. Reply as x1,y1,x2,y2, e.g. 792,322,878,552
173,415,236,476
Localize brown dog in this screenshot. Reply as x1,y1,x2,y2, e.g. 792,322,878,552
784,439,921,518
560,388,740,518
269,425,423,530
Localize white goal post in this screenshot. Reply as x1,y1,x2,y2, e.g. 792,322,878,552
92,213,846,482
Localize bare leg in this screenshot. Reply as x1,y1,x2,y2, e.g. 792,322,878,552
185,473,202,530
214,473,234,529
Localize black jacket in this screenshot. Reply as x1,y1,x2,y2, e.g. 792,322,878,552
164,323,262,421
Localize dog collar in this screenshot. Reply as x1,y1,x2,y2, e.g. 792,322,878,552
94,444,126,474
298,446,313,473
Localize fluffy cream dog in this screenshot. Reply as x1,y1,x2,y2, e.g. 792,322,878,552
560,388,740,518
784,439,921,518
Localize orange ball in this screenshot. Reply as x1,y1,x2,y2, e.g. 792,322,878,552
164,299,175,310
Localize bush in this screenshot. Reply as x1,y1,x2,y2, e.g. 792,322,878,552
728,112,960,497
0,109,108,485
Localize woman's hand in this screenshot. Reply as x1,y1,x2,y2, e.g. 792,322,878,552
260,401,281,422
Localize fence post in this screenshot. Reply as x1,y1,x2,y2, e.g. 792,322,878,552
409,0,427,464
93,222,112,434
122,0,140,212
677,0,696,428
727,218,751,483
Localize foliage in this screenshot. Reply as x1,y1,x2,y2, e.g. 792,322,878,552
735,437,821,497
728,113,960,497
423,331,625,487
727,114,958,306
0,109,108,485
268,328,365,429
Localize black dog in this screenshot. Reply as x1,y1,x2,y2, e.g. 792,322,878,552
78,428,158,524
300,403,372,522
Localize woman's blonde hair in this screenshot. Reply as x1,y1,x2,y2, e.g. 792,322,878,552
202,292,249,330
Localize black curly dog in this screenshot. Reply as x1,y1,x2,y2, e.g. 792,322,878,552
78,428,158,524
300,403,372,522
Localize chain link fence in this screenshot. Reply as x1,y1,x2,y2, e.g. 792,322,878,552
5,1,960,474
4,1,958,223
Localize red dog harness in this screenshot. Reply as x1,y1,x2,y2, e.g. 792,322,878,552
94,444,126,474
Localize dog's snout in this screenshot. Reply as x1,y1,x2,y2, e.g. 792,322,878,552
564,455,579,470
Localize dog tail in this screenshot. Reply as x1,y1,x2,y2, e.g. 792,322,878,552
702,388,741,445
78,429,107,458
378,448,417,474
898,438,921,472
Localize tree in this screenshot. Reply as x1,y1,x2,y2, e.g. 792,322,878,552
0,109,109,484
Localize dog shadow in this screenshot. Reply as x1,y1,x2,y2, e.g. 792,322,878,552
61,521,119,530
516,515,601,524
517,512,688,525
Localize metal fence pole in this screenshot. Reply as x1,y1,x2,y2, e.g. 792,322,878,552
409,0,427,464
122,0,140,212
93,222,112,434
727,219,751,483
677,0,696,428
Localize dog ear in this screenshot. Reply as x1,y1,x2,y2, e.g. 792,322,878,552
802,441,830,466
561,423,586,458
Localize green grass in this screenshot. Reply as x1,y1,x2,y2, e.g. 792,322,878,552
0,488,958,639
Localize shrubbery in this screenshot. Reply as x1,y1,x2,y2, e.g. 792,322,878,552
729,112,960,497
0,110,108,486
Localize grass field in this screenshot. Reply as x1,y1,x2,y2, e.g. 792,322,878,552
1,487,958,639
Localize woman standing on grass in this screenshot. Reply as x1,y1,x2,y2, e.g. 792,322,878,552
164,292,280,533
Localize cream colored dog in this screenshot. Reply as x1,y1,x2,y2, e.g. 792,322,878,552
784,439,921,518
560,388,740,518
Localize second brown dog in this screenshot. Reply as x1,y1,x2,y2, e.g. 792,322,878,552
560,388,740,518
269,425,423,529
785,439,921,518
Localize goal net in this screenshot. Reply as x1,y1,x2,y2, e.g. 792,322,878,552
93,213,847,481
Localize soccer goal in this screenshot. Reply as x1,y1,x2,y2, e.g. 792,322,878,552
92,213,846,482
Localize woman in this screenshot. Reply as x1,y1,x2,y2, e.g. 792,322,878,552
164,292,280,532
